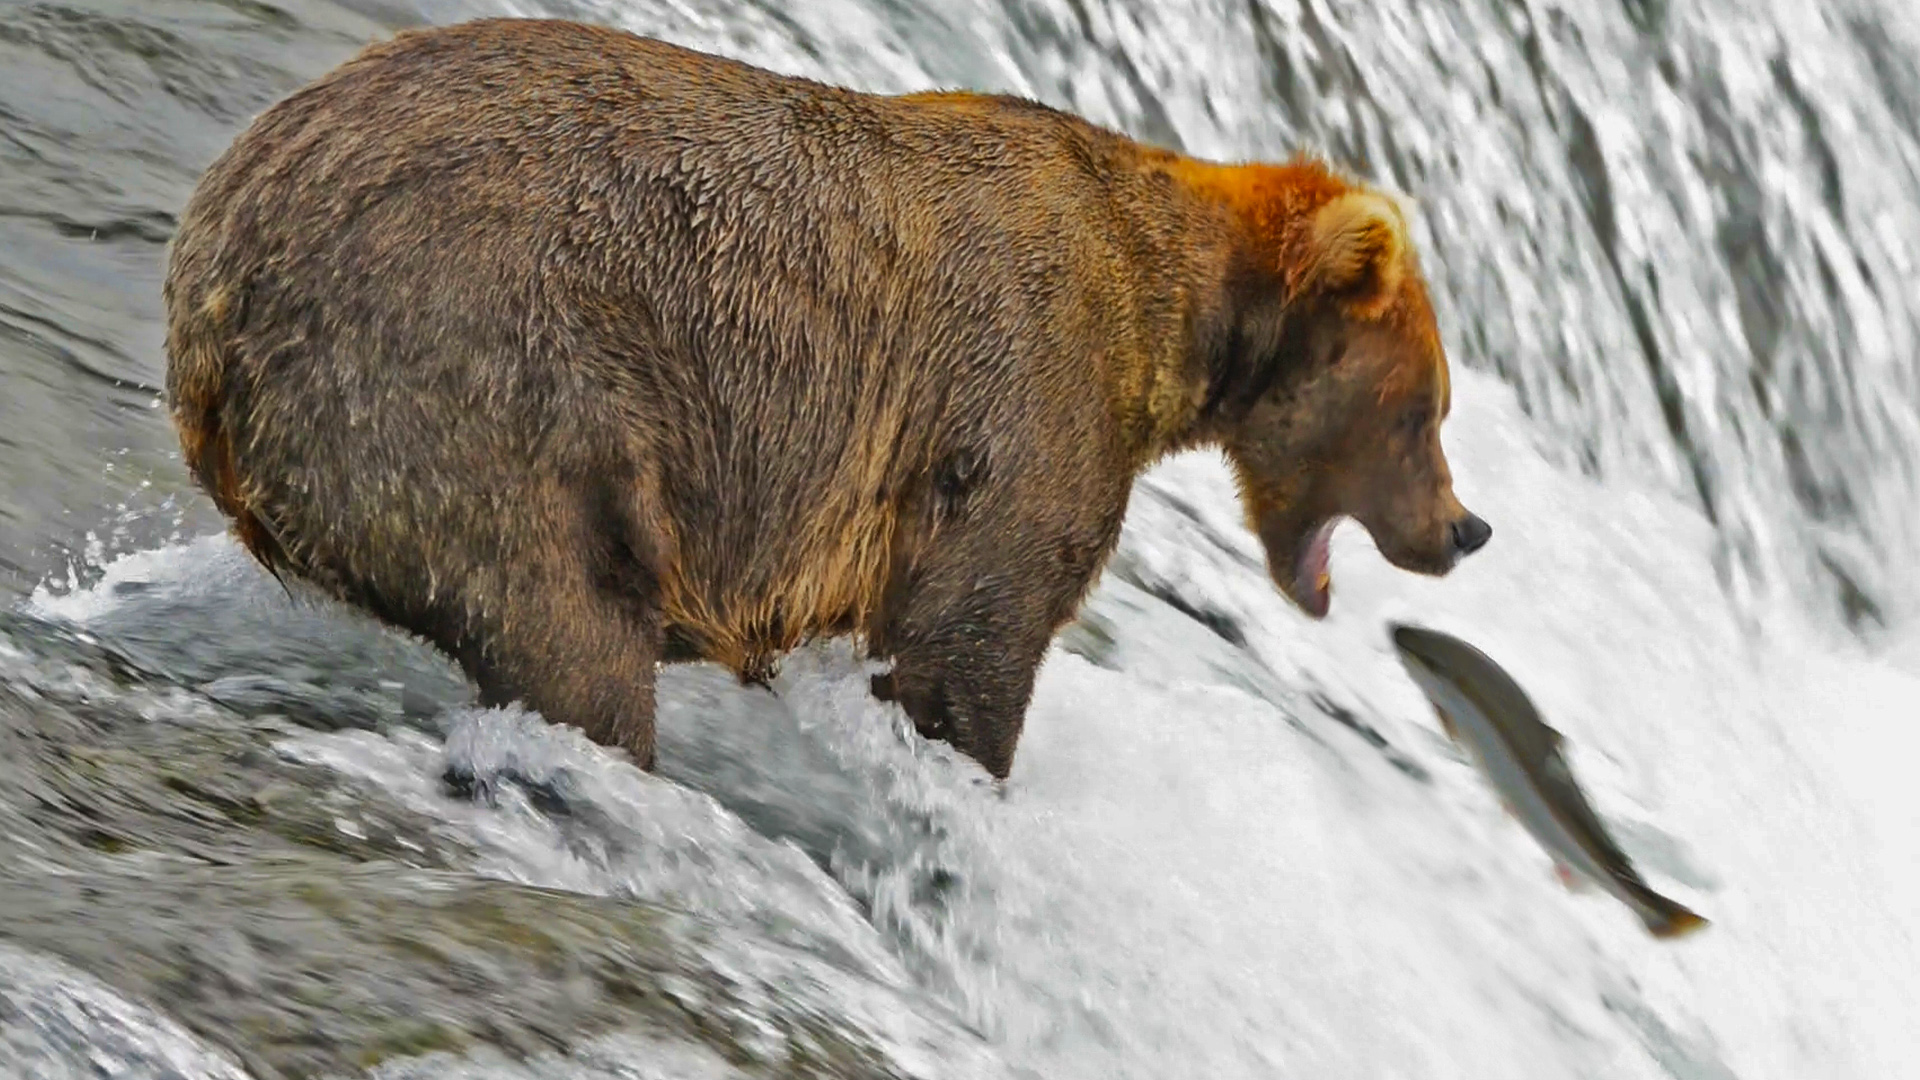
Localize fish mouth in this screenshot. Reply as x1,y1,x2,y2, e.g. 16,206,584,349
1281,520,1337,619
1387,623,1437,684
1389,622,1430,656
1389,622,1459,680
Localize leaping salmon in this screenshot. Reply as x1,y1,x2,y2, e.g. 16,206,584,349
1390,623,1709,940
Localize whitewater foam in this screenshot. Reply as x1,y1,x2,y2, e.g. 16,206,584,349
36,368,1919,1079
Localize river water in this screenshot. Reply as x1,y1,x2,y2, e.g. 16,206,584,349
2,0,1917,1077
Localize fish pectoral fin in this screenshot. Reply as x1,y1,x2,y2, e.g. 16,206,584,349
1552,860,1595,893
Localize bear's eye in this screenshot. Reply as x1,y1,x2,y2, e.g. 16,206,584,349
1399,405,1432,436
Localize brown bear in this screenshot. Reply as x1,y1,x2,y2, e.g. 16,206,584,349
163,17,1490,780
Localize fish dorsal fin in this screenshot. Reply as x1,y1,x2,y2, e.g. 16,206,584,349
1541,743,1645,883
1513,713,1645,883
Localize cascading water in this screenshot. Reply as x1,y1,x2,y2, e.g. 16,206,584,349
489,0,1920,635
1,1,1917,1078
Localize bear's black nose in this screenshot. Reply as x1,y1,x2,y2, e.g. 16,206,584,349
1450,512,1492,557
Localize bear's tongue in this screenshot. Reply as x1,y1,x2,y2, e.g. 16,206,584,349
1290,521,1335,619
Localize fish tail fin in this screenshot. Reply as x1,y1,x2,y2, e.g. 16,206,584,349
1639,892,1710,940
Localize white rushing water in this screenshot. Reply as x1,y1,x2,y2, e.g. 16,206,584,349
36,367,1920,1079
28,0,1920,1076
0,944,254,1080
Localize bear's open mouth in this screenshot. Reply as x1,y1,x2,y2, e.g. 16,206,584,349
1286,520,1337,619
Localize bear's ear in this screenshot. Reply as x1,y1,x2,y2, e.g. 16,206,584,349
1300,191,1406,318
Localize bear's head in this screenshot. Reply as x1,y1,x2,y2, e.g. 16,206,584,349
1199,165,1490,619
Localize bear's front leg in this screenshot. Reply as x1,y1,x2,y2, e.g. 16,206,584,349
867,440,1125,779
869,498,1105,781
874,586,1056,781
